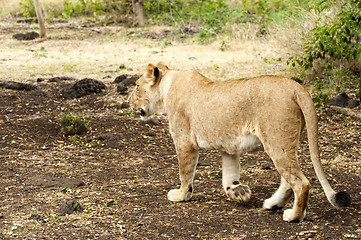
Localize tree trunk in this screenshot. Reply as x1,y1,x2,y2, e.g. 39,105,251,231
132,0,145,26
34,0,46,38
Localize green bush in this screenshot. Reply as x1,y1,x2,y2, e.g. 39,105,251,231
288,0,361,95
291,5,361,71
59,114,89,135
19,0,35,18
289,0,361,74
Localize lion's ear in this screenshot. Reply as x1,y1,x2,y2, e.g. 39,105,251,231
146,64,155,77
145,63,161,86
151,67,161,86
156,62,169,72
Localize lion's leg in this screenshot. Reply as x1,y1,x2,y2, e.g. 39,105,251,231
221,152,251,203
167,145,199,202
265,148,310,222
263,177,293,210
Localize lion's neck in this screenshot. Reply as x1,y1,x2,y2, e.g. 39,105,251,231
158,70,176,112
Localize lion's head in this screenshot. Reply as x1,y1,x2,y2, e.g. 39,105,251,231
128,63,168,120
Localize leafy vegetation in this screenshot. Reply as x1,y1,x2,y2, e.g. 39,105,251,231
288,0,361,100
58,114,89,135
18,0,317,35
19,0,35,18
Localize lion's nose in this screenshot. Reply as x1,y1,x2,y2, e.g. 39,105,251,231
132,108,146,117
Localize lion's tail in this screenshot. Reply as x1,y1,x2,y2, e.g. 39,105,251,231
295,88,351,208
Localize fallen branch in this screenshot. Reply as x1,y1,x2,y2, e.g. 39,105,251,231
330,106,361,120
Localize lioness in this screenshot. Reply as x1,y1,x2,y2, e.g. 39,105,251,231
129,63,350,222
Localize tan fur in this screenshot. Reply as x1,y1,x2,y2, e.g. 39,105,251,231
129,63,350,222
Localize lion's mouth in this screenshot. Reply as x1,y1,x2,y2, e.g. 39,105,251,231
139,108,146,117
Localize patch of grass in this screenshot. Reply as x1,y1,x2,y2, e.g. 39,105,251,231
59,114,89,135
34,47,48,57
69,136,78,143
120,110,133,117
63,64,78,72
51,213,60,223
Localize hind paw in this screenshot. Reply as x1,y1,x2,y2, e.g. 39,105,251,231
225,183,251,203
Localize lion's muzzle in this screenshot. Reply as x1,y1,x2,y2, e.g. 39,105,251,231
139,108,146,117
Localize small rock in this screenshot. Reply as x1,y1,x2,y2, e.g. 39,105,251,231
298,230,317,236
121,102,130,109
61,78,106,99
114,74,128,83
119,64,126,69
99,133,115,140
114,74,139,86
99,134,119,148
0,81,37,91
31,90,50,98
198,160,211,166
58,200,82,216
29,214,43,221
116,83,128,95
122,76,138,86
261,163,272,170
105,140,119,149
145,131,156,137
140,118,158,125
329,92,360,108
49,76,76,82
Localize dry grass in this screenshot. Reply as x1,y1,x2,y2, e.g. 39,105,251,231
0,0,20,18
0,20,297,84
0,0,342,84
0,0,344,84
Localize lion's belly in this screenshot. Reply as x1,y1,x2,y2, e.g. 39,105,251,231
194,132,261,154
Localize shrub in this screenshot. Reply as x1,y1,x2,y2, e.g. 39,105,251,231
288,0,361,97
59,114,89,135
19,0,35,18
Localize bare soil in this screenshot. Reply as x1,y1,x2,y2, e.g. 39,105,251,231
0,19,360,240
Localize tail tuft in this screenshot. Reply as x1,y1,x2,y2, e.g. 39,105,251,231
331,191,351,208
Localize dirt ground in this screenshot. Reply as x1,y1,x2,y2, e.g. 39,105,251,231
0,19,360,239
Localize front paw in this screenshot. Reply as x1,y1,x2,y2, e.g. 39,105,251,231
283,209,306,222
225,183,251,203
167,189,192,202
263,198,284,211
